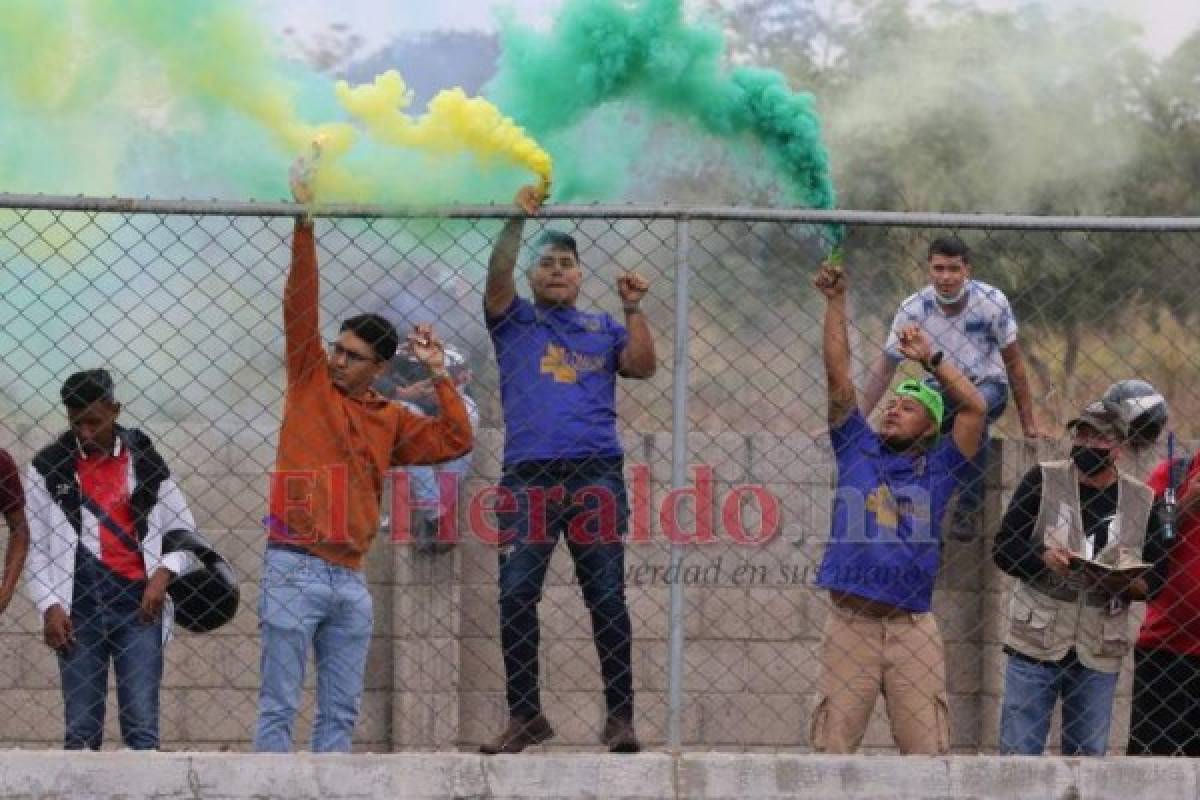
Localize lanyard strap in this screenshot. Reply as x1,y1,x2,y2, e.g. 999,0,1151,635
78,493,142,553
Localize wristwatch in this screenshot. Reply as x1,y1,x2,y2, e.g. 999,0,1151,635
923,350,944,373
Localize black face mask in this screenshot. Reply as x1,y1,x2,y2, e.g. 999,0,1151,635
1071,445,1114,476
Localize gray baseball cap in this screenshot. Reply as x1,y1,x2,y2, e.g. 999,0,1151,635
1066,401,1122,440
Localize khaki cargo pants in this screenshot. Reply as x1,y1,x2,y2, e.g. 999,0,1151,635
810,601,951,754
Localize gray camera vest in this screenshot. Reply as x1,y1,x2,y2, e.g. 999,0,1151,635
1003,460,1153,673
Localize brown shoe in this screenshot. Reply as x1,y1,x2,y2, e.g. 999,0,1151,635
479,714,555,754
602,716,641,753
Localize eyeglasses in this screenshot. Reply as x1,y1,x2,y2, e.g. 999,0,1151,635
327,341,379,365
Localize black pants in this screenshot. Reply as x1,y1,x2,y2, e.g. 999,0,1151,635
1128,647,1200,756
497,458,633,721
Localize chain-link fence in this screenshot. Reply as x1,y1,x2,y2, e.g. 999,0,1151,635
0,196,1198,754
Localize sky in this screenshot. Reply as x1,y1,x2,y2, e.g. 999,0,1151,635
256,0,1200,58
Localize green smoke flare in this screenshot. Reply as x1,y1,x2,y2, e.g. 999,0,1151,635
488,0,837,217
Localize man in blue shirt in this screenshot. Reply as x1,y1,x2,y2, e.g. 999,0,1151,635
810,259,985,754
480,186,657,754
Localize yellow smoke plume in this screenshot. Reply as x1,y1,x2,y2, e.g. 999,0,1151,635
74,0,366,200
336,71,553,196
0,1,548,204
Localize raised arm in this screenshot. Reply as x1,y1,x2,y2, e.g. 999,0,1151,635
861,353,899,419
392,324,473,464
284,219,326,383
941,359,986,459
284,158,326,385
485,186,542,317
393,378,474,465
617,271,656,379
896,323,986,458
813,262,856,426
865,308,910,417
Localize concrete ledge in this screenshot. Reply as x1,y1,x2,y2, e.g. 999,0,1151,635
1,751,1199,799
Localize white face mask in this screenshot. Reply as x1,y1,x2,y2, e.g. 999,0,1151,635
935,285,967,305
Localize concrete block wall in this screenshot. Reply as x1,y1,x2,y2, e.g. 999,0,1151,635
0,421,1177,753
12,751,1200,800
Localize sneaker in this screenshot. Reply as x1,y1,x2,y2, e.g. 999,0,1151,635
602,715,641,753
479,713,555,754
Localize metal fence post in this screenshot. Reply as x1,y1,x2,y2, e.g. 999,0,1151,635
666,215,691,750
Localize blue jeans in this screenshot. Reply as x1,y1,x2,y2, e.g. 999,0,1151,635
407,451,473,517
59,548,163,750
497,458,634,720
406,452,473,544
932,378,1009,517
254,546,374,752
999,650,1120,755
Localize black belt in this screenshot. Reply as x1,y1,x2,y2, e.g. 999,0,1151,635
1005,646,1083,668
266,540,313,557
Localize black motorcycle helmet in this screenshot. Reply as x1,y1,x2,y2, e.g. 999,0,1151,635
1101,379,1168,450
162,529,240,633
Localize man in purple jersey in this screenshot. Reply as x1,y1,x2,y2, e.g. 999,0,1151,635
479,185,657,755
810,259,985,753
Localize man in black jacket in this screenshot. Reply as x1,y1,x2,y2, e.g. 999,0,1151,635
25,370,197,750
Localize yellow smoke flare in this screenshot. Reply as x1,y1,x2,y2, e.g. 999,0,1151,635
75,0,368,201
336,71,553,195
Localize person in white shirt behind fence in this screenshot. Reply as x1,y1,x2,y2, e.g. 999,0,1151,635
861,236,1045,540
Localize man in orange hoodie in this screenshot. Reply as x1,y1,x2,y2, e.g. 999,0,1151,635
254,161,473,753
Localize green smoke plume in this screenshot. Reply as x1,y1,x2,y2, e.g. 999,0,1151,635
488,0,837,215
0,0,837,213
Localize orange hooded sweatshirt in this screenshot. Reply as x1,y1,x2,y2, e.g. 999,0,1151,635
267,220,473,570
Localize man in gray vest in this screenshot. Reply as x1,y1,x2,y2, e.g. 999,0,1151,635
993,401,1170,755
